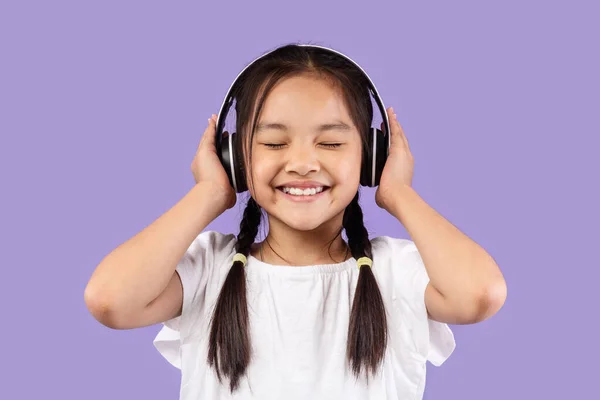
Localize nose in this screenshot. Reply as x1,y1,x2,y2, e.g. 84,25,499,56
284,144,320,176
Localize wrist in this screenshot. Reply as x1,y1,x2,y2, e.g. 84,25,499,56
384,184,415,219
191,182,234,214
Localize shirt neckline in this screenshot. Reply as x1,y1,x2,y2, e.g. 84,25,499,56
246,254,357,275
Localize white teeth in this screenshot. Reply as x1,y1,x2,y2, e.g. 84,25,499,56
281,186,325,196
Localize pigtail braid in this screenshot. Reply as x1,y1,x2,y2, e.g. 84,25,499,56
343,191,388,380
208,196,261,392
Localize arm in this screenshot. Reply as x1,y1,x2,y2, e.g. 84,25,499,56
388,185,507,325
85,115,234,329
84,182,229,329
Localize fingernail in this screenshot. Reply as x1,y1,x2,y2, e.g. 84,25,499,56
389,107,394,114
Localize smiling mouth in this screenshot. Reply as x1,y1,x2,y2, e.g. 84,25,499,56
276,186,330,196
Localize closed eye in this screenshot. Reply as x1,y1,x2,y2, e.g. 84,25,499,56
263,143,286,149
262,143,343,149
320,143,343,149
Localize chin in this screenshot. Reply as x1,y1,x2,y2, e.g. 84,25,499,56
268,207,345,233
279,217,327,232
255,186,355,232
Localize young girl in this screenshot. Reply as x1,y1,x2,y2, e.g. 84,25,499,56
85,44,507,399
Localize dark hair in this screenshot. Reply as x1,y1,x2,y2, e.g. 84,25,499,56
207,43,388,392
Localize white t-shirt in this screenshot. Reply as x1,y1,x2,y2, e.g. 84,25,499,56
153,231,455,400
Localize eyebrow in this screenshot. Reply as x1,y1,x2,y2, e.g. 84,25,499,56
255,121,352,133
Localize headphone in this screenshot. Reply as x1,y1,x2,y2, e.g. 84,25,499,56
215,44,390,193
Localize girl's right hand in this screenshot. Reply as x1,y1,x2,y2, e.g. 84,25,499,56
191,114,236,210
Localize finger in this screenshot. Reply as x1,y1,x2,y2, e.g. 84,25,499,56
388,107,402,138
395,118,410,151
387,109,411,153
381,107,392,140
204,114,217,144
199,114,218,150
397,122,410,152
390,108,400,131
384,107,400,142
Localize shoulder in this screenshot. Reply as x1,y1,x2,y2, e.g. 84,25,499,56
370,235,422,279
161,231,237,334
371,235,417,257
369,235,421,283
175,230,238,288
174,230,237,277
187,230,237,259
175,230,238,307
369,235,432,302
177,230,238,274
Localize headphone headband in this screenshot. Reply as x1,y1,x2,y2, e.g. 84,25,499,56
215,44,391,192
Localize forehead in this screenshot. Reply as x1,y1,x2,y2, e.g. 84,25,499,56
257,74,352,124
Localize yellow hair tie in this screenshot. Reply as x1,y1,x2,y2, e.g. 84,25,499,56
233,253,247,266
356,257,372,270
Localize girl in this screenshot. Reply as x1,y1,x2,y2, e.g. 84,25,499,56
85,44,507,399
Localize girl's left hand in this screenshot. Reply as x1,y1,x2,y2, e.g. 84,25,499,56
375,107,414,211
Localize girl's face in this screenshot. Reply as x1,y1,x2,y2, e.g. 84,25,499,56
247,74,363,232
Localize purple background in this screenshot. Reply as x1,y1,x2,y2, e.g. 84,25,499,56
1,0,598,398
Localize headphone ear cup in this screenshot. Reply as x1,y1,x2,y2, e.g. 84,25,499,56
218,131,233,185
219,131,247,193
360,128,374,186
373,127,388,186
231,133,248,193
360,127,389,187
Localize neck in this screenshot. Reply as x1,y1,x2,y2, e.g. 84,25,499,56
256,213,349,266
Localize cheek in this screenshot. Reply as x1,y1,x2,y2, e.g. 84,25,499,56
250,155,277,186
331,146,362,184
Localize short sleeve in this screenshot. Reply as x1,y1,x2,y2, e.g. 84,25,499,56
152,230,237,369
373,236,456,367
401,241,456,366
